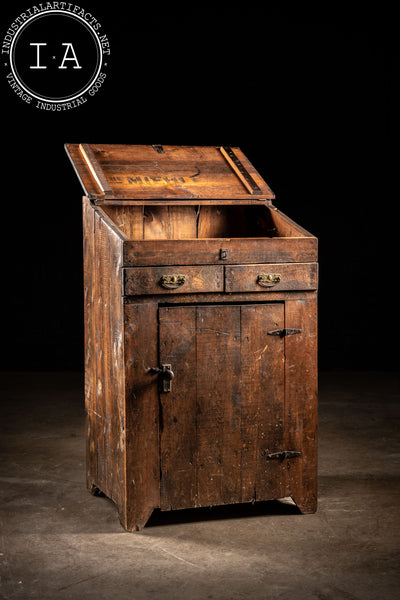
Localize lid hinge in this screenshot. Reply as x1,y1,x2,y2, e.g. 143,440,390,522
264,450,302,460
152,144,164,154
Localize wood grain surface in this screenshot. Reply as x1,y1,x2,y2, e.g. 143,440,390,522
66,144,274,201
225,263,318,292
124,265,223,296
75,143,318,531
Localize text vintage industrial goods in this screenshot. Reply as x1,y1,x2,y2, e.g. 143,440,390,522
2,3,110,110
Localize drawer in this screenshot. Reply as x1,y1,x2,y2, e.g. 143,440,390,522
225,263,318,292
123,265,224,295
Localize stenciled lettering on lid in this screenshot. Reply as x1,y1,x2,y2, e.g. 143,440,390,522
109,176,187,186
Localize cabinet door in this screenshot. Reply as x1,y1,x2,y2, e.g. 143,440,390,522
159,303,293,511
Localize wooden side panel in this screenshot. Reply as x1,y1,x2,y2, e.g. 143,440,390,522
240,304,286,502
159,307,197,510
124,303,160,530
89,208,126,517
285,297,318,513
270,207,314,238
82,197,97,489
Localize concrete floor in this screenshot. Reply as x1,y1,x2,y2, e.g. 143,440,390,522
0,371,399,600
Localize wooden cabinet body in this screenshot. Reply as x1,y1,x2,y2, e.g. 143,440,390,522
66,144,318,531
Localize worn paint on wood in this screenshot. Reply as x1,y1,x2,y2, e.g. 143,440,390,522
124,303,160,530
83,199,126,522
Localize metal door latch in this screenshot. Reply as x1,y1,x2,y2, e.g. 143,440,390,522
149,364,174,392
267,328,302,338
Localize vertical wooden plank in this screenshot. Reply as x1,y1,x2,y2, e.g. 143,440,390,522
168,206,197,239
285,297,318,513
197,206,248,238
144,206,168,239
91,212,126,515
93,210,106,495
238,304,259,503
159,306,197,510
240,304,286,502
82,197,97,490
197,206,225,237
144,206,197,239
124,303,160,530
255,304,286,500
101,205,144,239
217,305,242,506
104,216,126,508
195,305,241,507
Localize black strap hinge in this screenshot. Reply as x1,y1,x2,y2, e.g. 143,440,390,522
267,328,302,338
265,450,302,460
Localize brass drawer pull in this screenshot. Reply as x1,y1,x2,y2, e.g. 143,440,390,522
257,273,281,287
160,274,186,289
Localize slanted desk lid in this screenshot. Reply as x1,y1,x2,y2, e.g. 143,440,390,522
65,143,274,204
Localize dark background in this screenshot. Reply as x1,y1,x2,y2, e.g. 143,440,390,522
0,9,396,371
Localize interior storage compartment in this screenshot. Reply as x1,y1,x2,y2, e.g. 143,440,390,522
101,204,312,240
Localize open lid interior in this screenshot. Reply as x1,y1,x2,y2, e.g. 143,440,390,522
65,144,274,204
